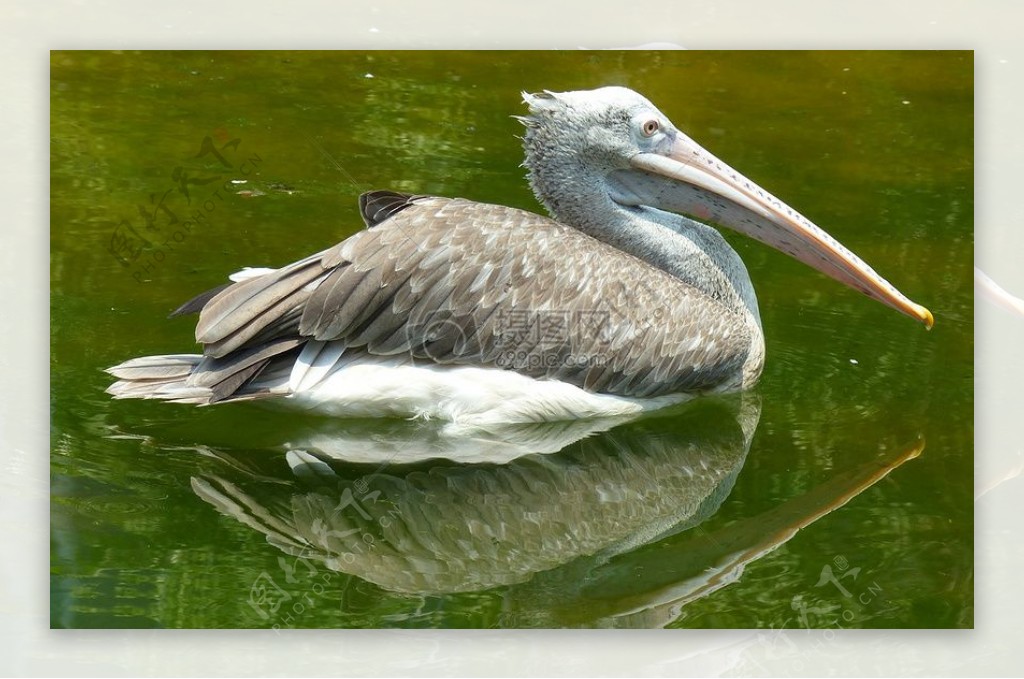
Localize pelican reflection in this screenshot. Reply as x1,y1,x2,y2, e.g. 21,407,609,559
190,396,921,627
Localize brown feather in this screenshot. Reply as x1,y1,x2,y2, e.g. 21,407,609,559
167,195,750,399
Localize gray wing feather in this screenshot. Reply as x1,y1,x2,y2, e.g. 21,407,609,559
197,253,327,352
186,195,750,399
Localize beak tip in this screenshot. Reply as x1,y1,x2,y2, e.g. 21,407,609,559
921,306,935,330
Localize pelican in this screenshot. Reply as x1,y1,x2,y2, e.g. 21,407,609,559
107,87,933,424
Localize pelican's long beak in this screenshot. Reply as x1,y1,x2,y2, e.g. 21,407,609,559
626,131,934,328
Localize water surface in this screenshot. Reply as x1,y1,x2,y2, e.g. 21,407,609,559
50,51,973,629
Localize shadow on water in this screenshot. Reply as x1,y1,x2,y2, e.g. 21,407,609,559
167,395,922,628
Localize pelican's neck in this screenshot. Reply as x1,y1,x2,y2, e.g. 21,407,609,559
525,159,762,328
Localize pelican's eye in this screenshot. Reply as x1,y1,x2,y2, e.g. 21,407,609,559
640,119,660,137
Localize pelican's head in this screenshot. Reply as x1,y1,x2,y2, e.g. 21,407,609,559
521,87,673,174
518,87,933,329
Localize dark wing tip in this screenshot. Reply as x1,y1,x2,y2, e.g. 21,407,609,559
358,190,421,228
169,282,233,318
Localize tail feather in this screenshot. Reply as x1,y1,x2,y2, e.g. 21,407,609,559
106,354,211,403
106,354,201,380
104,353,280,405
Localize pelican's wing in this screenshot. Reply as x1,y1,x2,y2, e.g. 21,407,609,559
186,193,752,399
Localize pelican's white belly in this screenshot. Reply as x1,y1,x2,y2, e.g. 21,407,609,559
277,348,689,425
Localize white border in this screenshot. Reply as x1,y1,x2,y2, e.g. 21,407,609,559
4,1,1014,676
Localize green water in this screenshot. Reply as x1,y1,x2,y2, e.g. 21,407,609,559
50,51,973,629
